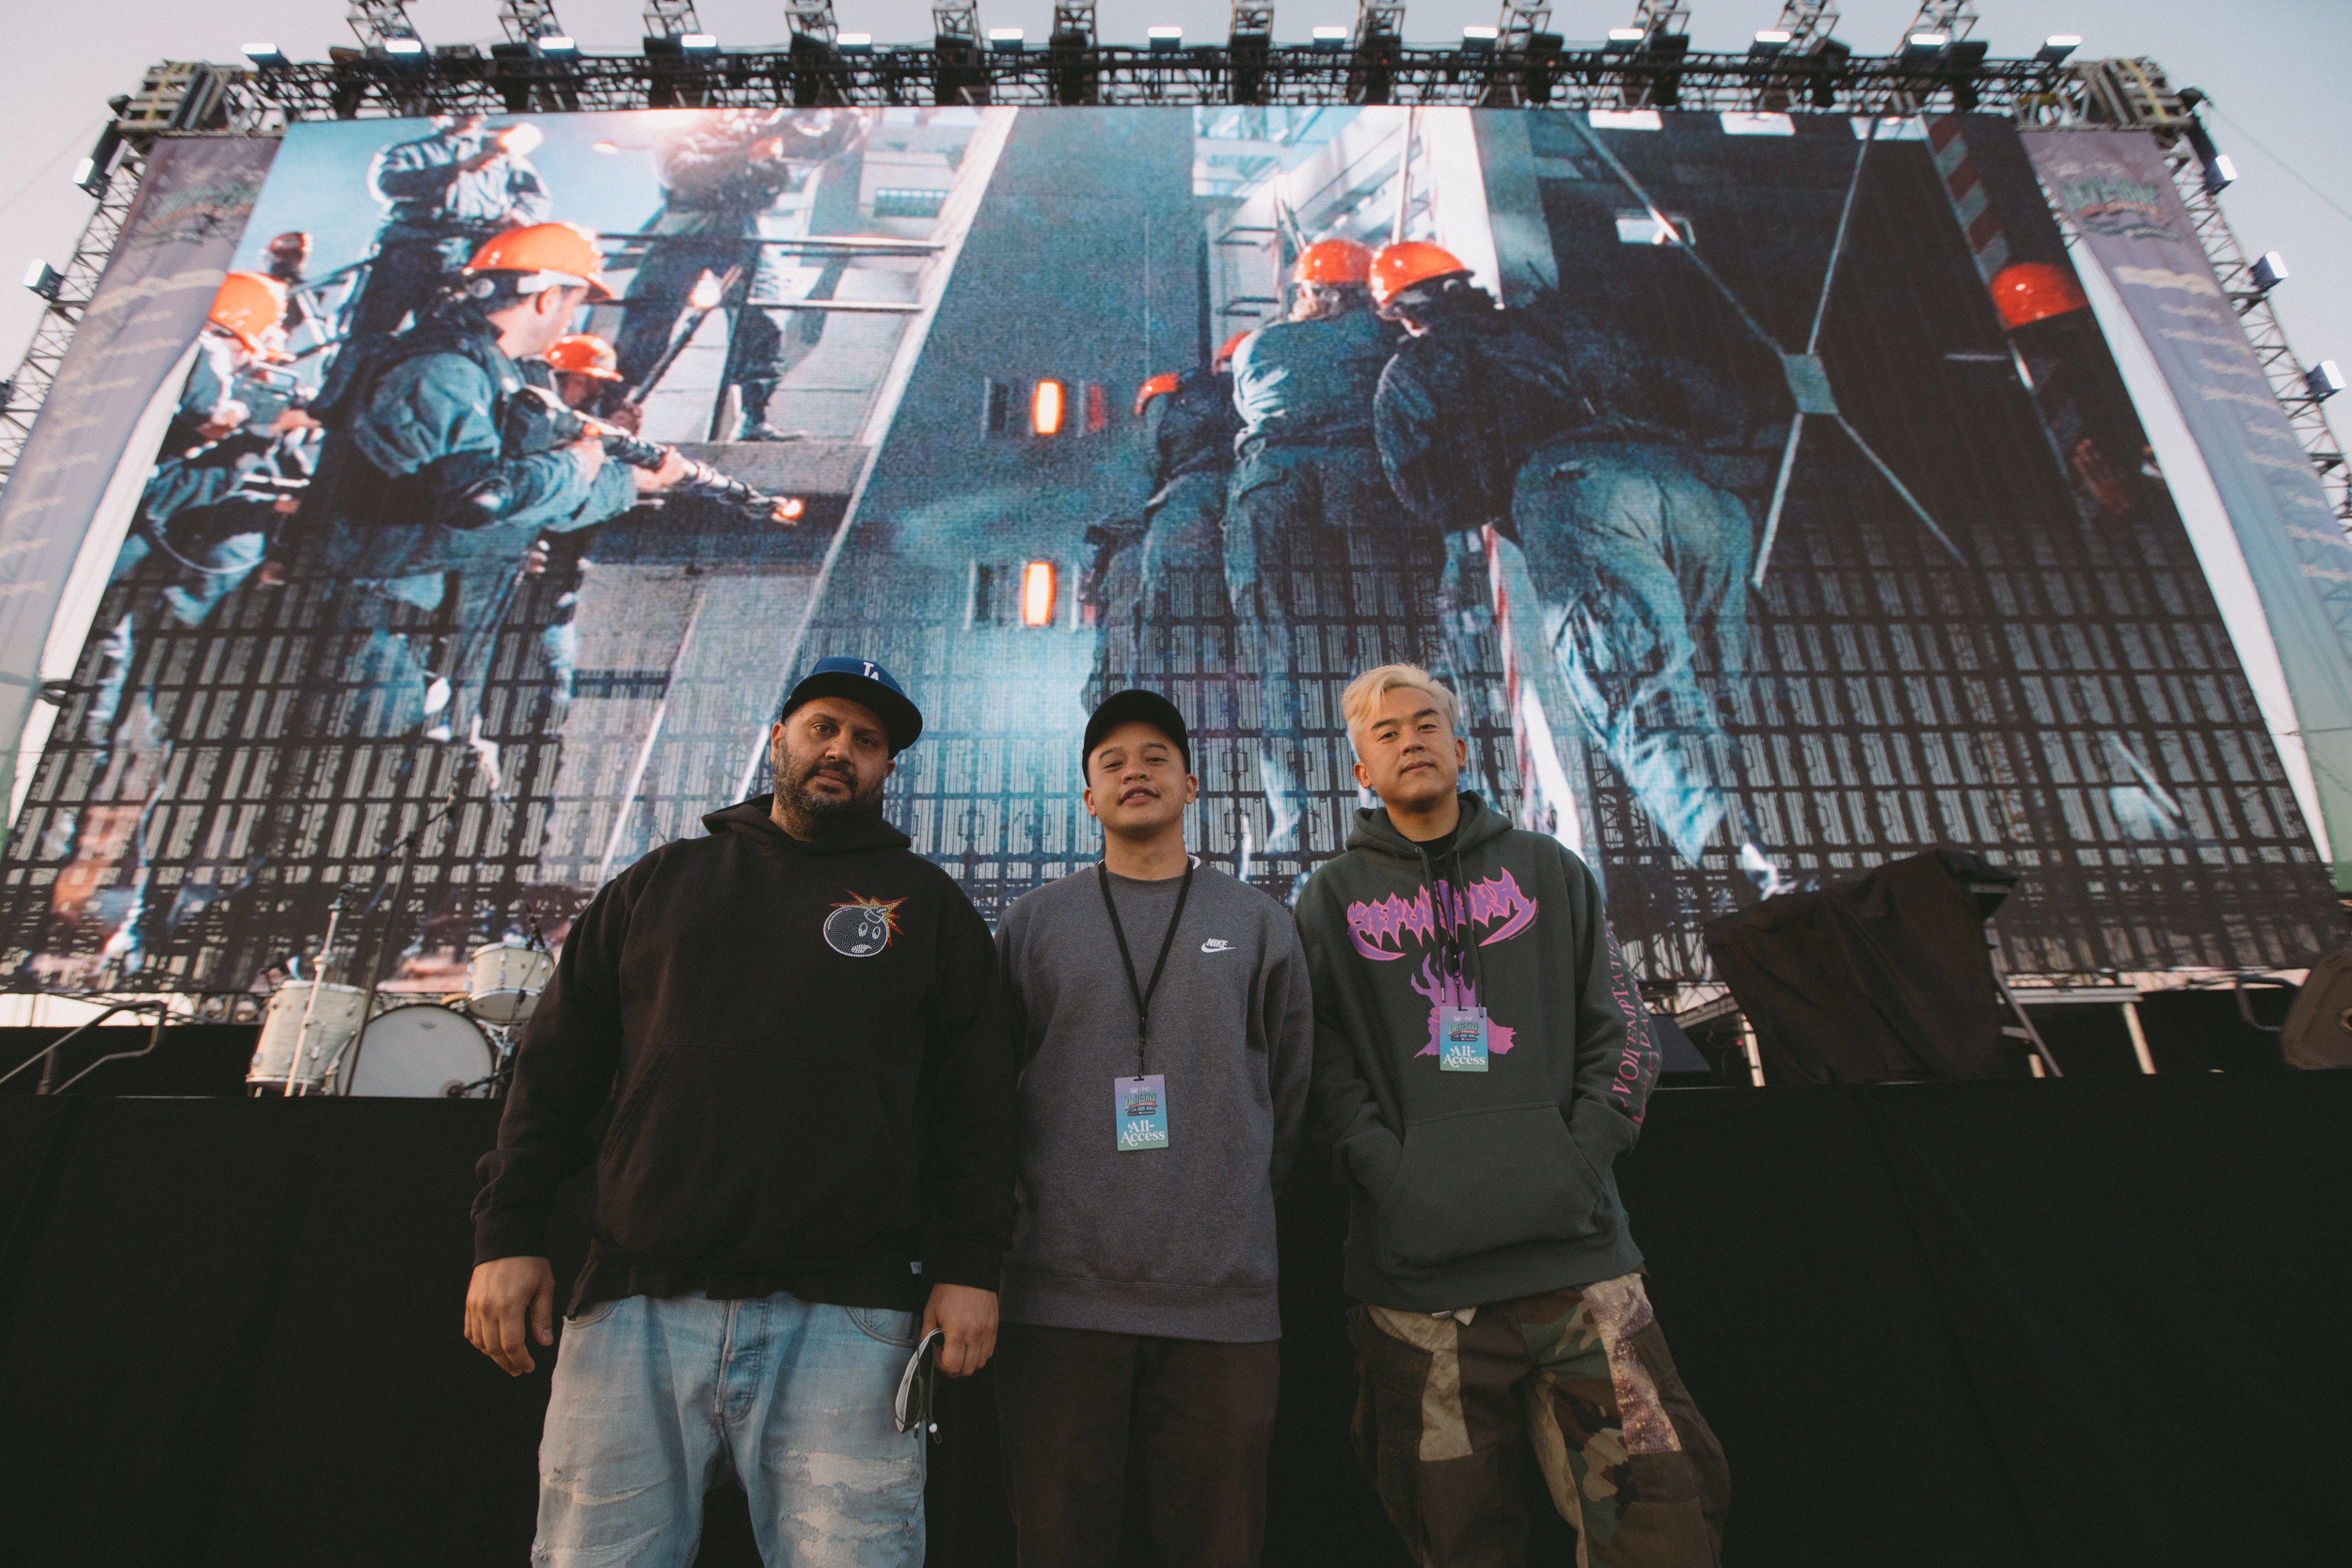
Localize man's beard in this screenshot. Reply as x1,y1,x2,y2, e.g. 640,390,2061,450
776,750,886,831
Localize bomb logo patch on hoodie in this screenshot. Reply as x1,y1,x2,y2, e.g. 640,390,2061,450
824,891,907,957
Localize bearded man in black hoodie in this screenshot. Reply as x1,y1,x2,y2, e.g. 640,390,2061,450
1296,663,1728,1568
465,656,1013,1568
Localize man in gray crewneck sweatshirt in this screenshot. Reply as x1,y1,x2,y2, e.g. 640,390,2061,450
993,688,1313,1568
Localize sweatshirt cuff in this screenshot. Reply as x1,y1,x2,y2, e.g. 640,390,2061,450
919,1232,1005,1293
473,1205,551,1266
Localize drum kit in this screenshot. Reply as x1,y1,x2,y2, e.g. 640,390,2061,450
245,940,554,1099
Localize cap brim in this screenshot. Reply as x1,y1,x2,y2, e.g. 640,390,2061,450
1085,689,1191,769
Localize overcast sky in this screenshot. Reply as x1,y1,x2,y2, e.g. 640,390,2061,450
1,1,2344,435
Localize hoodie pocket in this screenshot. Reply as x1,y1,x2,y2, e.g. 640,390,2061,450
596,1046,908,1266
1375,1102,1603,1271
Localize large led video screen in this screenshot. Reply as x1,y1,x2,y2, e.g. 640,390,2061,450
0,104,2338,996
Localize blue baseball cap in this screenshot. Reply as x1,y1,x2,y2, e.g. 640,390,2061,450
780,657,923,753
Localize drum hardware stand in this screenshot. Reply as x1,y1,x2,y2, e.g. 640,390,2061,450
278,903,343,1097
0,998,173,1095
332,778,468,1094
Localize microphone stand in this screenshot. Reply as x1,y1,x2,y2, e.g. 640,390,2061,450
326,776,467,1092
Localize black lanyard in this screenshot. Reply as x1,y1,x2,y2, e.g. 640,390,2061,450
1096,859,1195,1079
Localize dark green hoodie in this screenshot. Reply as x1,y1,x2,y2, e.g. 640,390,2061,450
1295,793,1661,1311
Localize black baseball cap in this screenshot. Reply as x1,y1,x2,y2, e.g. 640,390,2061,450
780,657,923,753
1084,689,1191,773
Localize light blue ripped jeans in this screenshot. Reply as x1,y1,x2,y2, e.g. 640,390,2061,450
533,1291,925,1568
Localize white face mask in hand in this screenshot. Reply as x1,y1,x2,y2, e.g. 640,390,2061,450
894,1328,945,1436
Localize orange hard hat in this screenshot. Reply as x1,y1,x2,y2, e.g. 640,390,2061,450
207,272,293,360
1294,238,1375,286
1134,371,1182,419
1989,261,2090,331
464,222,614,301
1215,329,1252,370
1369,241,1471,307
547,332,623,380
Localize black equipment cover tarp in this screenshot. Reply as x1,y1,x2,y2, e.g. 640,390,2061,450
4,1077,2349,1566
1702,849,2017,1083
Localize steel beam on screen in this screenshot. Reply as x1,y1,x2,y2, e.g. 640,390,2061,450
1561,114,1963,586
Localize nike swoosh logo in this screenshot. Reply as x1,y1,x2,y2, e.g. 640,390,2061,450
1200,939,1233,953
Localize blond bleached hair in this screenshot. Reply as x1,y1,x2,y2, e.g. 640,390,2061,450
1341,664,1460,754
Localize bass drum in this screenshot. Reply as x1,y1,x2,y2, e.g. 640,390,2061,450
342,1004,496,1098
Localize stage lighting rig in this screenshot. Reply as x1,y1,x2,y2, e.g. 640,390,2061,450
497,1,564,46
1350,1,1404,106
2250,251,2289,293
2177,110,2238,195
1618,2,1692,109
2307,362,2346,404
347,1,426,56
22,261,64,304
243,42,290,69
1229,2,1272,103
1051,4,1099,104
72,123,124,197
935,2,988,106
787,1,840,43
2037,34,2081,65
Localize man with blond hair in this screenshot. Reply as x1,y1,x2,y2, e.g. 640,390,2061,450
1294,663,1728,1568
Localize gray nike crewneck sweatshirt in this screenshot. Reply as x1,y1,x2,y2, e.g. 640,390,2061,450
994,861,1313,1342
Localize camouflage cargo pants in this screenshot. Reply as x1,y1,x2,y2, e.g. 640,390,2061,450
1347,1274,1728,1568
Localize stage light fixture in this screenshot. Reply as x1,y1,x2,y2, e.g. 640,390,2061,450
72,123,123,196
1149,25,1184,51
244,42,289,68
383,37,427,56
23,260,63,302
2038,35,2082,65
1750,30,1791,58
534,34,579,58
1460,24,1499,52
680,32,719,54
1605,28,1645,53
1032,379,1066,436
989,26,1025,52
838,32,873,51
2204,152,2238,193
1021,561,1058,626
2251,251,2289,292
1901,32,1947,65
1311,25,1348,52
2307,361,2345,402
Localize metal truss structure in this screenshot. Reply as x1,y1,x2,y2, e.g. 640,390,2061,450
2023,58,2350,527
0,44,2342,527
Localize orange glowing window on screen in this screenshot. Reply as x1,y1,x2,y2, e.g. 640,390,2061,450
1021,561,1057,626
1031,380,1065,436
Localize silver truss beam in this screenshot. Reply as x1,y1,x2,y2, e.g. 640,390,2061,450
1355,1,1405,45
934,3,979,43
1231,2,1273,40
644,1,702,39
1498,4,1551,51
1773,2,1840,54
1628,0,1691,37
499,1,564,45
788,1,839,42
1899,2,1979,45
347,1,422,50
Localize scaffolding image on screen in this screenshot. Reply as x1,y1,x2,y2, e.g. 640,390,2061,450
0,105,2338,995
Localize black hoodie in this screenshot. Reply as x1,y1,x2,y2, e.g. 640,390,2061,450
472,797,1015,1313
1295,793,1661,1311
